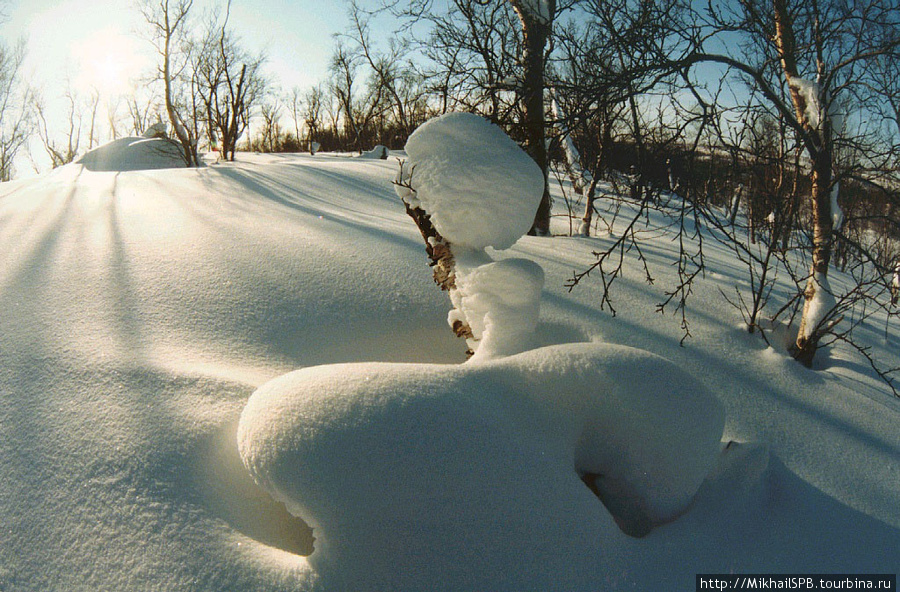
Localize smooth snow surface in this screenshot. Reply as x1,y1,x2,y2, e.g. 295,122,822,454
2,142,899,590
237,342,724,590
402,112,543,250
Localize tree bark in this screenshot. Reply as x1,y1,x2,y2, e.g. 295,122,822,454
773,0,835,365
510,0,554,236
394,165,475,355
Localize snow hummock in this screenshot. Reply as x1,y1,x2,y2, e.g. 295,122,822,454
397,112,546,358
237,342,724,590
402,112,543,251
357,145,389,159
143,121,169,138
237,110,723,589
450,253,544,358
77,136,188,171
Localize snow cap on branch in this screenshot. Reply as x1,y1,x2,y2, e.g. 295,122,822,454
513,0,554,24
788,76,822,129
403,112,544,251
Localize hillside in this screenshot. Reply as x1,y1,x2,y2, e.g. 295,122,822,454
1,140,898,590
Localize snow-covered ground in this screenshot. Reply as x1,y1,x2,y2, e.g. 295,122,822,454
1,133,898,590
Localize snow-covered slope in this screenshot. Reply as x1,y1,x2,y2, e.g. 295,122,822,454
77,136,188,172
1,147,898,590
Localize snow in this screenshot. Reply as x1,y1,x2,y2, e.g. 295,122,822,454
551,95,593,195
237,342,723,590
401,112,543,251
1,133,899,591
143,122,168,138
799,270,837,341
450,254,544,358
516,0,553,24
398,113,546,358
77,135,188,171
357,145,389,159
788,76,822,129
831,181,843,230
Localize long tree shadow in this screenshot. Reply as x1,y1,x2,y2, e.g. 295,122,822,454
209,166,423,253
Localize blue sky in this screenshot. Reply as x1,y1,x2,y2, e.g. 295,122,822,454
0,0,360,96
0,0,383,174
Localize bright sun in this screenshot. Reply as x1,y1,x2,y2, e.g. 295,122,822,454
86,54,126,93
72,30,144,96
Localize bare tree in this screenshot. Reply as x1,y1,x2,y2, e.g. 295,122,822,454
677,0,900,365
35,87,84,168
86,89,101,150
127,86,164,136
140,0,198,166
302,85,324,151
0,39,31,181
106,96,123,141
193,1,266,161
347,1,413,141
329,40,386,153
256,97,282,152
286,86,304,148
396,0,519,123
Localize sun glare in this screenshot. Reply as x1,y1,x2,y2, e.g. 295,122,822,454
86,54,126,94
72,30,145,96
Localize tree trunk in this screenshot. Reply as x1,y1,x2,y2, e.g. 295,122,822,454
163,26,196,167
510,0,553,236
773,0,835,365
581,176,599,237
792,154,833,365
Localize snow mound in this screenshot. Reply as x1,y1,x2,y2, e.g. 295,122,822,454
402,112,543,250
237,342,725,590
357,145,389,159
77,136,188,171
143,121,169,138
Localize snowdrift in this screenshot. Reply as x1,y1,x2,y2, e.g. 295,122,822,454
1,133,898,590
77,136,188,171
238,343,724,590
236,115,725,589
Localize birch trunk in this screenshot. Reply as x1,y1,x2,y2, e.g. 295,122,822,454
773,0,835,366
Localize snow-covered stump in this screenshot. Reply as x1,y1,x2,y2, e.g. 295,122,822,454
236,111,725,590
393,112,545,359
